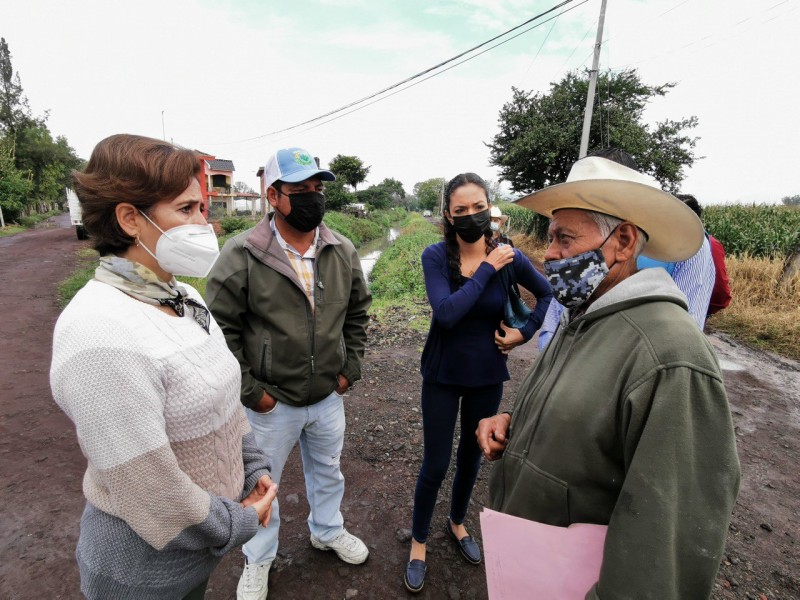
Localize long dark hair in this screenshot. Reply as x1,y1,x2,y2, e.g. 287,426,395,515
442,173,495,288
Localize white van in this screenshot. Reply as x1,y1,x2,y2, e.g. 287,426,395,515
66,187,88,240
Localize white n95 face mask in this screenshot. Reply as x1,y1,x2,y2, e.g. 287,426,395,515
139,212,220,277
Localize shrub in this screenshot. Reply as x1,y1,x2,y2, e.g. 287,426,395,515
219,216,251,234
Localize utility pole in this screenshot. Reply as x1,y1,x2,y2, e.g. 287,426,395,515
579,0,608,158
161,111,166,141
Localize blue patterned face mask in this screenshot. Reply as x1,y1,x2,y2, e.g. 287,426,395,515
543,228,617,308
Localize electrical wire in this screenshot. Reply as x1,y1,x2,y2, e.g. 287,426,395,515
239,0,589,146
208,0,581,146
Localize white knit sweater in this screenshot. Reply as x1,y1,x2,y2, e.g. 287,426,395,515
50,279,270,599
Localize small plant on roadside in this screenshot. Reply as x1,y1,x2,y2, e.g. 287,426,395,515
57,248,100,308
219,216,252,234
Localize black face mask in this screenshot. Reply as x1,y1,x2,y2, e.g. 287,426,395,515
280,191,325,232
452,209,490,243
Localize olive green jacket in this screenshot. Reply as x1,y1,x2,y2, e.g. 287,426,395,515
206,216,370,409
489,268,740,600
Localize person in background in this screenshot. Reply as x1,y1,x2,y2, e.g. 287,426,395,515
678,193,732,317
489,205,514,246
404,172,552,593
50,134,276,600
478,155,740,600
537,149,715,351
206,147,371,600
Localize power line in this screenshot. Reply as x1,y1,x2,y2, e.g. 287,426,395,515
231,0,589,148
209,0,581,146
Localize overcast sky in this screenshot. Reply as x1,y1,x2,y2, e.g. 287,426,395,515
3,0,798,204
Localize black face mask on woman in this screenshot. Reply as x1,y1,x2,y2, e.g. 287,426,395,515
280,191,326,232
452,209,490,243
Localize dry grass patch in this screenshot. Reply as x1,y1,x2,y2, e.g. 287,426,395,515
708,254,800,360
512,235,548,270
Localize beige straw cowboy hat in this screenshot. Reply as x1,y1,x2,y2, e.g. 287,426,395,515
517,156,704,262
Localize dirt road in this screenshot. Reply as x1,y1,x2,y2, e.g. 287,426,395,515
0,216,797,599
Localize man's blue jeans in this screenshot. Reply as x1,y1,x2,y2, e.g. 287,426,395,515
412,381,503,543
242,390,346,564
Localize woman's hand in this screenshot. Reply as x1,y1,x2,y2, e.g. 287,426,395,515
495,323,525,354
484,245,515,271
476,413,512,461
242,475,278,526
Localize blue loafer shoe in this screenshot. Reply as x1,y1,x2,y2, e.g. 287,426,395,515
446,519,482,565
404,559,427,593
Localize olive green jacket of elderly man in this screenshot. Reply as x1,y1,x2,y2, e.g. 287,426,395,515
489,268,740,600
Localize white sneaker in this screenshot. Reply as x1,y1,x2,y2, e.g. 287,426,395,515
310,529,369,564
236,559,272,600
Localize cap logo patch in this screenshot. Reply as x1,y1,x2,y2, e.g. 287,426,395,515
293,150,314,166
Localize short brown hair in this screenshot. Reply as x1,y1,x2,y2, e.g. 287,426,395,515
73,134,200,256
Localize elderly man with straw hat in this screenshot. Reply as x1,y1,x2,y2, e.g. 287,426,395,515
477,155,740,600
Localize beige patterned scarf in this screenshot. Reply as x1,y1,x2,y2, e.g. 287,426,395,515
94,256,210,333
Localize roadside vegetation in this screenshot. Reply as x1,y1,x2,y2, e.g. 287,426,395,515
702,205,800,359
0,209,64,236
55,199,799,360
703,204,800,258
368,214,440,334
56,209,408,306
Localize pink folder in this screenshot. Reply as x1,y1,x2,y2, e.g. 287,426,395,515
480,508,607,600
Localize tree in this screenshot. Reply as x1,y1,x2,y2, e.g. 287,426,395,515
413,178,445,212
378,178,406,201
355,187,390,210
328,154,370,190
487,69,699,193
0,38,82,215
782,194,800,206
0,37,31,137
233,181,256,194
354,178,408,211
0,138,33,222
323,179,355,211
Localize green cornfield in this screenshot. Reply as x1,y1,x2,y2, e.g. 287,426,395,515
500,201,800,259
702,205,800,259
495,201,550,241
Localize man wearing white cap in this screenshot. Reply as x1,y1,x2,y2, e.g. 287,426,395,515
477,155,740,599
489,205,514,247
207,147,371,599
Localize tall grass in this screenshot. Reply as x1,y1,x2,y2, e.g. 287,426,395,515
496,201,550,241
57,248,100,308
708,254,800,359
367,214,439,334
703,205,800,258
369,215,439,300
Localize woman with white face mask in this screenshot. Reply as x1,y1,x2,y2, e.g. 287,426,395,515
50,134,277,600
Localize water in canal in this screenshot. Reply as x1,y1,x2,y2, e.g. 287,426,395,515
358,227,400,280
